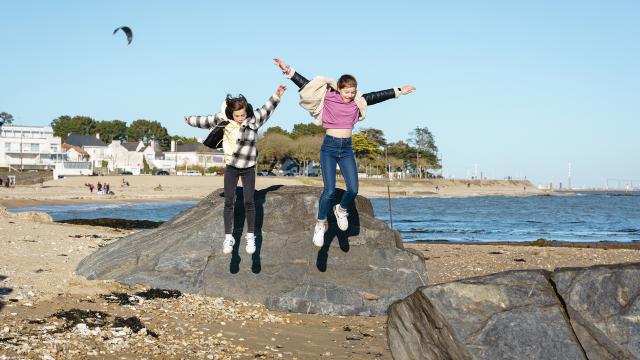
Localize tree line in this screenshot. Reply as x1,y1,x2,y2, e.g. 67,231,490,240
258,124,440,176
2,111,440,176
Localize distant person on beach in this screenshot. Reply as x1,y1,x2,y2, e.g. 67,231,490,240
97,182,102,192
185,84,287,255
274,57,416,247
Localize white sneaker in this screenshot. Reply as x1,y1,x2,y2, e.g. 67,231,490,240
313,222,327,247
246,233,256,254
334,205,349,231
222,235,235,254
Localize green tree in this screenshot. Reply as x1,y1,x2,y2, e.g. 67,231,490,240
290,135,323,174
357,127,386,147
257,132,293,171
409,126,438,155
126,119,170,149
386,141,413,159
290,122,324,139
0,112,14,126
263,126,290,137
170,135,199,143
95,120,127,143
51,115,97,141
352,133,382,158
408,127,439,177
143,157,150,173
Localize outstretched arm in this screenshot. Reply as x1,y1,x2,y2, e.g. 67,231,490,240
249,85,287,129
274,57,309,89
363,85,416,106
184,113,227,129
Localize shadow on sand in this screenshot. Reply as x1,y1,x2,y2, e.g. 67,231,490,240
0,274,12,311
316,188,361,272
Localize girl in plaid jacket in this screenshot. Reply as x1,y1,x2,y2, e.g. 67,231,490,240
185,85,286,255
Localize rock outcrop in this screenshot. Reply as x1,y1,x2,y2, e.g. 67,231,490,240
387,263,640,360
77,185,427,316
552,263,640,359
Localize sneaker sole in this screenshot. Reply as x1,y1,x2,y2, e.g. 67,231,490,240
334,206,349,231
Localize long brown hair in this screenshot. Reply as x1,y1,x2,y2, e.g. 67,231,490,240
224,94,253,119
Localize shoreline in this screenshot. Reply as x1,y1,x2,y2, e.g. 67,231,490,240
0,176,548,209
1,191,554,209
409,239,640,250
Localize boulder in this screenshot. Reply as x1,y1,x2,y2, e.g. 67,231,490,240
0,206,52,223
552,263,640,359
387,270,586,360
77,185,427,315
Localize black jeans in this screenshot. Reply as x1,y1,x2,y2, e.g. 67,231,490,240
223,165,256,234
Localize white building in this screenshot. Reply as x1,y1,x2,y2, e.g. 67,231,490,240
0,125,63,170
163,141,224,173
104,140,145,174
64,134,108,169
62,144,86,162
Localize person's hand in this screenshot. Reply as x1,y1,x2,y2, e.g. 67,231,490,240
184,116,189,124
276,85,287,97
400,85,416,95
273,57,289,72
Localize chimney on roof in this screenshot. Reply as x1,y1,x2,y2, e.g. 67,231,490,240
171,140,176,153
96,133,100,140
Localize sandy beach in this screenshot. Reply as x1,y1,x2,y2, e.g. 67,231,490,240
2,178,637,359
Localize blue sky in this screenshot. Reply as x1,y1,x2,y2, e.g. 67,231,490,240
1,1,638,187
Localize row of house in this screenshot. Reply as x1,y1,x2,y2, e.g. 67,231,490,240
0,124,224,176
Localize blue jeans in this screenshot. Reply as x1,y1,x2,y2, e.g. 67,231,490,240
317,134,358,221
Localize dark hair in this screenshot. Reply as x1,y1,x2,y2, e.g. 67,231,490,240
337,74,357,89
224,94,253,119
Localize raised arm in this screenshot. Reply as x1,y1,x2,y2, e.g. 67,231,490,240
184,113,227,129
248,85,287,129
274,58,309,89
363,85,416,106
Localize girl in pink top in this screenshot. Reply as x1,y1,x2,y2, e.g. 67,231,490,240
274,58,416,247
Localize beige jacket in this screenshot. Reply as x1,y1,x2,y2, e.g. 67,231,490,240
297,76,368,126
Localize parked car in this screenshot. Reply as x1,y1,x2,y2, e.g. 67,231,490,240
121,171,133,175
185,170,202,176
155,170,170,176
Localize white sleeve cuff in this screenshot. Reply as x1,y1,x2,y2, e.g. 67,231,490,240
284,66,295,79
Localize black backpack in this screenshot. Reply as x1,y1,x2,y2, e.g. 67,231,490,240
202,121,229,149
202,99,252,149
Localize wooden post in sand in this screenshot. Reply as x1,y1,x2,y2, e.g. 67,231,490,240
387,183,393,228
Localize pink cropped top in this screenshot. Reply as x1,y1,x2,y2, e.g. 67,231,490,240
321,90,360,129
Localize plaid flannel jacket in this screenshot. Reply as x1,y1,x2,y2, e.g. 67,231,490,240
186,95,280,169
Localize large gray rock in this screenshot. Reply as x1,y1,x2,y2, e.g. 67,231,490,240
552,263,640,359
77,185,427,315
387,270,586,360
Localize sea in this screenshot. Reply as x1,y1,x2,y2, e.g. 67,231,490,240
9,192,640,243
